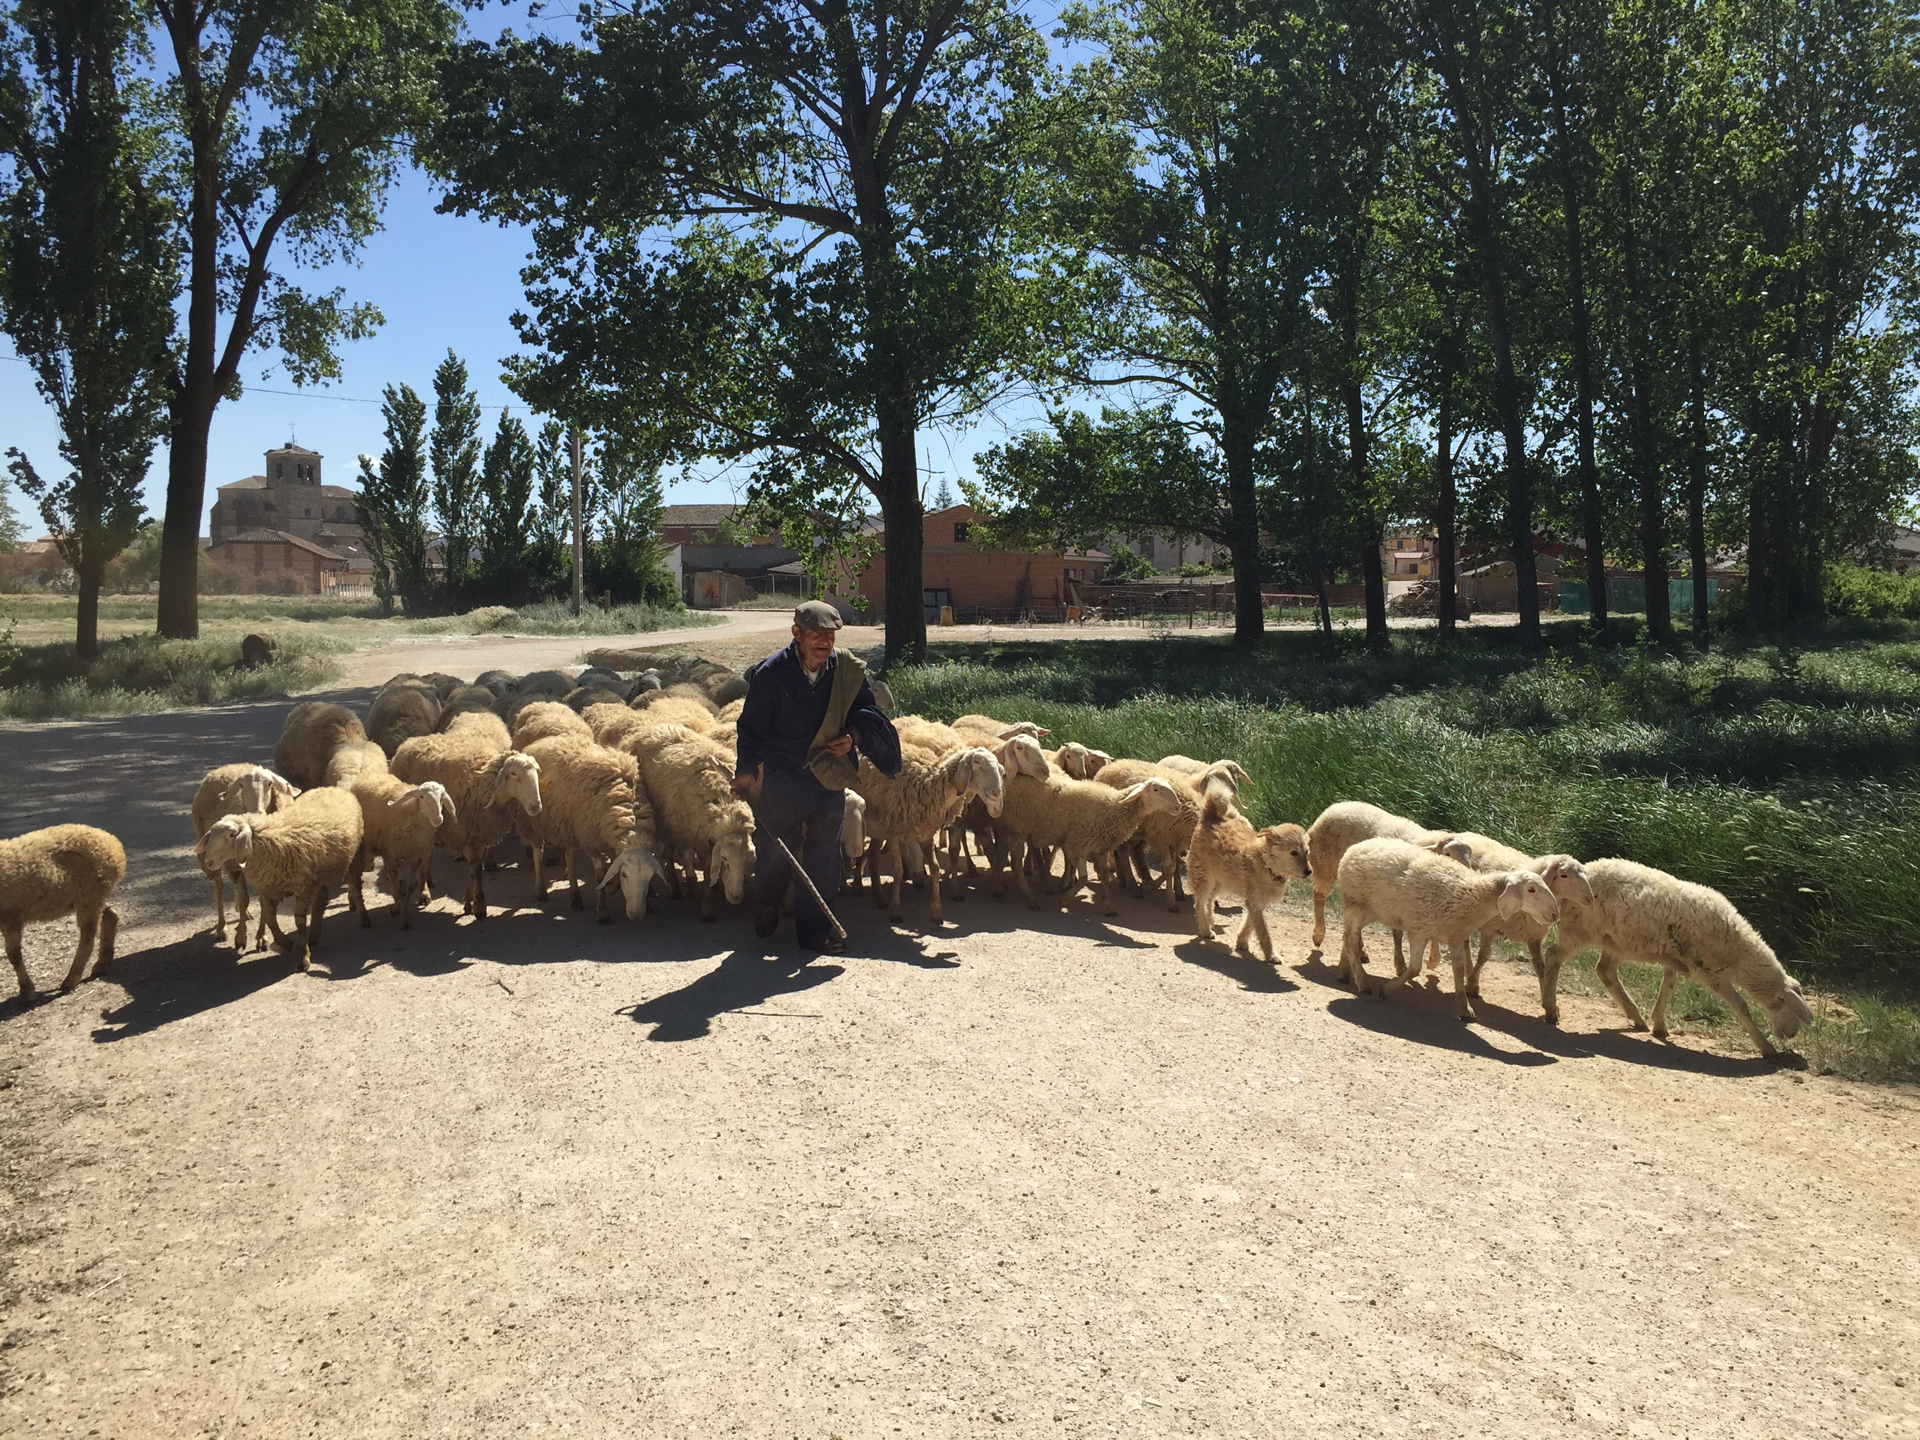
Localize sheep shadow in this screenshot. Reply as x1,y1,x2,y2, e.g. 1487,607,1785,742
89,931,309,1043
1467,995,1789,1079
1173,940,1300,994
619,949,845,1041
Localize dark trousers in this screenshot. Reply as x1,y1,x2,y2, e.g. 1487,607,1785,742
752,768,845,946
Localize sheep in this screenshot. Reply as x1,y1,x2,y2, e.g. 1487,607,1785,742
707,719,738,749
992,770,1183,915
629,692,717,732
952,713,1049,743
367,680,441,757
444,710,512,748
715,697,745,725
565,685,628,713
1,825,126,1000
516,670,575,699
1091,758,1227,908
1305,801,1472,961
627,670,663,696
575,666,626,690
517,736,665,921
424,671,466,700
273,701,367,788
512,700,593,749
1186,779,1311,961
1336,837,1559,1021
1159,755,1251,792
191,763,296,944
390,730,544,919
657,683,722,715
1542,858,1813,1058
895,715,969,755
1048,742,1113,780
343,777,456,929
1418,831,1595,1020
624,726,754,921
194,787,365,970
322,739,390,788
439,685,504,726
850,745,1007,924
949,731,1051,882
841,790,869,888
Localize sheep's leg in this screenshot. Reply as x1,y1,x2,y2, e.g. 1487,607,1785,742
54,909,98,993
211,871,228,941
346,856,367,929
290,894,313,972
232,868,251,950
5,922,32,1001
1697,970,1777,1058
261,892,288,948
1392,929,1408,977
1312,888,1329,948
1446,939,1476,1021
309,884,329,950
1163,847,1186,913
1191,875,1216,941
700,868,722,923
93,906,119,978
1594,950,1647,1031
888,856,905,923
926,842,946,924
1010,839,1041,911
1648,967,1680,1040
1425,938,1444,973
1468,933,1493,995
397,859,416,930
1537,940,1562,1025
529,841,548,904
1342,923,1378,998
1381,931,1426,996
471,848,491,920
567,849,586,911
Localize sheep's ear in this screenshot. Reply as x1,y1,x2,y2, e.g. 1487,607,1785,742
1494,876,1527,918
192,832,210,857
232,826,254,865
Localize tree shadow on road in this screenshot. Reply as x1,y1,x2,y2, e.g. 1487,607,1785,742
619,949,844,1041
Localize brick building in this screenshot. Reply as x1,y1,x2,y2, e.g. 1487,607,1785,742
204,529,349,593
826,505,1109,621
208,443,364,550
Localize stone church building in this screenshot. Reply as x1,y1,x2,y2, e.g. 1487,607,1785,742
207,443,364,548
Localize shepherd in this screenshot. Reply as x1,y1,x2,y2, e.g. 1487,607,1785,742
733,601,901,953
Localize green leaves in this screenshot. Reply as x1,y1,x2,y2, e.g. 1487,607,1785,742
354,382,432,615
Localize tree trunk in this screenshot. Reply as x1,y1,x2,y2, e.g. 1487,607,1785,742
1435,381,1457,639
158,380,215,639
76,564,101,661
1621,210,1670,643
1561,161,1607,641
1344,377,1387,647
1221,426,1264,647
1686,330,1710,642
877,399,926,665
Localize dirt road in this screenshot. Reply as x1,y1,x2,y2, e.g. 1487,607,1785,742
2,691,1916,1439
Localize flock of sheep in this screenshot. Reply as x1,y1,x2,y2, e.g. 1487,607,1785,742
0,653,1816,1060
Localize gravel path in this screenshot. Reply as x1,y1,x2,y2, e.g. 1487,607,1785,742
1,692,1915,1439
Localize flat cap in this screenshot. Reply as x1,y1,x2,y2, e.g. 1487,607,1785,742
793,599,843,631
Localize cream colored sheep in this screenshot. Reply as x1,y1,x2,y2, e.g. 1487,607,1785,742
1091,758,1219,908
1159,755,1251,791
894,715,969,755
628,692,717,732
1,825,126,999
851,746,1007,924
272,701,367,788
344,777,455,929
195,788,365,970
661,681,721,713
390,731,543,919
322,739,389,788
715,697,745,725
993,771,1183,915
952,714,1049,743
842,790,868,888
1048,742,1113,780
625,727,754,921
1186,779,1311,962
444,710,512,749
1336,837,1558,1021
1306,801,1470,954
517,736,663,921
512,700,593,749
1419,831,1594,1020
191,763,296,944
1543,858,1813,1058
367,681,441,757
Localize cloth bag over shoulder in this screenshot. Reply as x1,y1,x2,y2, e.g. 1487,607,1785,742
805,652,868,790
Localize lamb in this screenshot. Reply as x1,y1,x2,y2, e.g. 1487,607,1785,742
367,680,442,757
1,825,126,1000
390,730,544,919
624,727,754,921
272,701,368,788
517,736,664,921
191,763,296,944
512,700,593,749
1419,831,1594,1021
1305,801,1471,954
1543,857,1813,1058
1336,837,1558,1021
992,770,1183,915
194,788,365,970
1186,779,1311,961
850,745,1007,924
343,776,456,929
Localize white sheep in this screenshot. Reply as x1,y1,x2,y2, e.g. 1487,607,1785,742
272,701,367,788
444,710,512,748
1186,779,1311,961
390,730,543,919
367,680,442,757
841,790,869,888
623,726,754,921
1336,837,1559,1021
850,745,1006,924
517,736,665,921
1305,801,1471,966
1048,741,1113,780
1,824,126,1000
1543,858,1814,1058
993,770,1183,915
1090,758,1229,908
512,699,593,749
1420,831,1594,1020
1159,755,1251,791
343,776,456,929
191,763,296,945
194,787,365,970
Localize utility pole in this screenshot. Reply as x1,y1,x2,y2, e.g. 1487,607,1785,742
570,424,584,616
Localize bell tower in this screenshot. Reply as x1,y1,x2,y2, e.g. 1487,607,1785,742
265,442,322,487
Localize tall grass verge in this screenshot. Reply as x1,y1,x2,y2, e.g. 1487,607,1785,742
406,602,723,637
0,631,341,719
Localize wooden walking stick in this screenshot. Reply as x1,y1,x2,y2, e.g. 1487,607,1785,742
775,837,848,942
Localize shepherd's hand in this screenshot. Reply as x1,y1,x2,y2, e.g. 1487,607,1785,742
825,733,853,757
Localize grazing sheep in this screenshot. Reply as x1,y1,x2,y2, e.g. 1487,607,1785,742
195,788,365,971
629,692,718,732
390,731,543,919
993,770,1183,915
518,736,664,921
444,710,512,748
1,825,126,1000
1421,831,1594,1020
851,745,1007,924
322,739,390,788
191,763,296,944
625,727,754,921
344,777,456,929
1186,779,1310,961
1306,801,1469,954
367,680,442,757
1543,858,1813,1058
1336,837,1558,1021
439,685,504,726
273,701,367,788
512,700,593,749
1159,755,1251,792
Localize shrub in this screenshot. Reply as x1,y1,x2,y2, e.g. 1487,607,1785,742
1823,562,1920,620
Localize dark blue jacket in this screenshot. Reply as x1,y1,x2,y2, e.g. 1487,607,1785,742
736,644,901,785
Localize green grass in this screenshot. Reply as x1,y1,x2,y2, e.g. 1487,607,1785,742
887,617,1920,1082
0,630,342,719
433,601,725,636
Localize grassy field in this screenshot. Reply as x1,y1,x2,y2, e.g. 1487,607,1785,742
0,594,718,718
889,617,1920,1083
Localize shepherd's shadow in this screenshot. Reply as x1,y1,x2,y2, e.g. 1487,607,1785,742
620,949,844,1041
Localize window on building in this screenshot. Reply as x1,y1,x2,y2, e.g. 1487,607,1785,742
923,588,951,622
953,523,970,543
273,463,282,478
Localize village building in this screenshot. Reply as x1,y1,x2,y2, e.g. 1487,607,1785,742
207,443,364,549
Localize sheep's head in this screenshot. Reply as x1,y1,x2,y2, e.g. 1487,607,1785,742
1122,777,1184,816
491,753,543,814
1535,854,1594,906
1257,822,1312,881
195,816,253,870
391,781,457,828
600,846,666,919
1496,872,1559,924
955,747,1006,818
993,721,1050,740
1424,834,1474,866
869,678,895,712
1213,759,1253,790
1767,974,1815,1038
1002,734,1050,781
840,792,868,858
1054,742,1112,780
710,830,755,906
223,766,294,815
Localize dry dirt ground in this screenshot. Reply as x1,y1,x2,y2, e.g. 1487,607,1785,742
2,674,1918,1439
